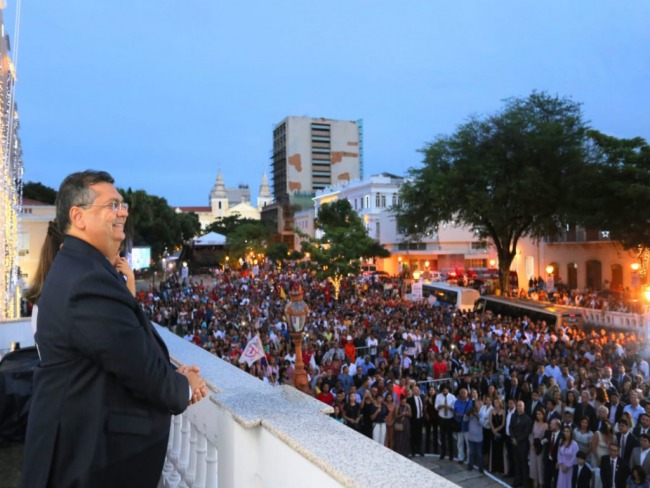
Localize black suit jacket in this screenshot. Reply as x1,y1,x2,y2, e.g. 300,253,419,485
617,432,639,464
613,374,631,392
607,402,625,424
408,394,425,422
575,403,598,431
572,464,592,488
600,455,629,488
22,236,190,488
542,430,561,465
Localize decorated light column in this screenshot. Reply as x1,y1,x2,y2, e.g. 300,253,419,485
284,287,310,393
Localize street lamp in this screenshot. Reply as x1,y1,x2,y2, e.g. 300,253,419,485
284,287,310,393
413,270,421,281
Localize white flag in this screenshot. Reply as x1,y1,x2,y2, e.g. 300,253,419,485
239,334,266,367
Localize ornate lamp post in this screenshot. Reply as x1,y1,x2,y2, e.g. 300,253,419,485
285,287,310,393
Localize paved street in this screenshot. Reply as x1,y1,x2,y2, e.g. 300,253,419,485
411,454,510,488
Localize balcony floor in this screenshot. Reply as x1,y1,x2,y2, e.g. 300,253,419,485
0,441,22,487
0,441,509,488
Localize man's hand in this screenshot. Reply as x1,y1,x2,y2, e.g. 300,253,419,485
179,364,208,405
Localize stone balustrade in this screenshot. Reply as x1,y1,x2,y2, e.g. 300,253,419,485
0,319,456,488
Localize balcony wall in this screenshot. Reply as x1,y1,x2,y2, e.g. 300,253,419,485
0,319,456,488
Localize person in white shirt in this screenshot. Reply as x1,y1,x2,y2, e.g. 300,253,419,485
624,391,645,425
435,384,456,461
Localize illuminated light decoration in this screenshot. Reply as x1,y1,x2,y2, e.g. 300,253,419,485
0,14,23,320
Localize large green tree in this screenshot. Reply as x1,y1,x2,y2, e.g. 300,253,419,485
397,92,588,294
205,214,261,236
575,130,650,249
574,130,650,279
121,188,201,261
300,199,390,295
225,220,274,261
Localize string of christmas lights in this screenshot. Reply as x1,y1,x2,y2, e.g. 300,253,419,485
0,45,22,319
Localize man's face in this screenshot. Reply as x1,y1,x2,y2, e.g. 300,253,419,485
642,437,650,450
77,182,128,258
618,422,629,434
508,400,515,411
641,415,650,428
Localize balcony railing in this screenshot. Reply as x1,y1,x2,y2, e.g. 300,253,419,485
1,320,457,488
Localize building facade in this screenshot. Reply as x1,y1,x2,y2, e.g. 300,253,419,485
312,174,641,294
175,170,273,229
265,116,361,246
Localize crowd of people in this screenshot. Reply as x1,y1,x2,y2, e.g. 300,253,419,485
138,267,650,488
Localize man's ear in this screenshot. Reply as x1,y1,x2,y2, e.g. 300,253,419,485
69,206,86,230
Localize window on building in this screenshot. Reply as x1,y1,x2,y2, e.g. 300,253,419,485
218,202,222,209
375,222,380,240
365,195,370,209
381,194,386,207
375,193,381,207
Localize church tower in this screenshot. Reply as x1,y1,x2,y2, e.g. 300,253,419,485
257,172,273,210
210,170,228,218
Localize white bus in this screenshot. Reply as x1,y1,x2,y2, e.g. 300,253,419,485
473,295,585,328
420,282,481,312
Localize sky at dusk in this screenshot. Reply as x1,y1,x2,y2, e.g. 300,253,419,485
3,1,649,206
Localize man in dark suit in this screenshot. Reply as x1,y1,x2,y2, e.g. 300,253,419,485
613,365,631,393
601,442,629,488
544,399,562,424
575,390,598,431
505,376,521,403
510,401,532,488
572,451,592,488
607,391,625,425
408,385,425,456
617,418,638,466
542,418,561,488
633,413,650,438
529,365,548,392
526,390,543,418
22,171,207,487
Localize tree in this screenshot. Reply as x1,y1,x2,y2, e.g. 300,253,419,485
225,220,274,261
121,188,200,261
397,92,589,294
23,181,56,204
574,130,650,279
300,199,390,297
205,214,261,236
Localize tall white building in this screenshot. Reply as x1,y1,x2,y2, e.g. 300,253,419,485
265,116,361,247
